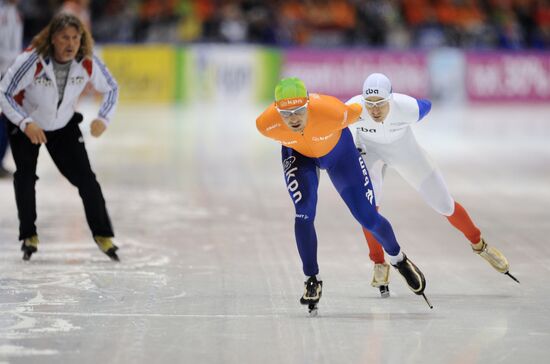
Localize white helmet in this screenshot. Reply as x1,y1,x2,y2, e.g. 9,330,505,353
363,73,392,99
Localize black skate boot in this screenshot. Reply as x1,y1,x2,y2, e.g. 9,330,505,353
94,236,120,261
392,254,433,308
300,276,323,316
21,235,39,261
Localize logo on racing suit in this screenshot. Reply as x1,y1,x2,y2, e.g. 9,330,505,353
283,155,302,204
312,133,334,142
283,156,296,172
281,140,298,146
366,189,374,205
358,127,376,133
265,123,281,132
358,156,374,205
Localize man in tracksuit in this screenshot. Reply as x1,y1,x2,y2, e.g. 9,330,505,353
0,13,120,261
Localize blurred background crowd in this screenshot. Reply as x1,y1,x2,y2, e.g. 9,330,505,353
17,0,550,49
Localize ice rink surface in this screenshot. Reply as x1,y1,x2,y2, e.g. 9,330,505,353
0,100,549,363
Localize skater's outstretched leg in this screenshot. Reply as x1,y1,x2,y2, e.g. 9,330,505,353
325,134,427,302
444,202,518,282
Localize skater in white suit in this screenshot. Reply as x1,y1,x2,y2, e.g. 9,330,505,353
346,73,518,297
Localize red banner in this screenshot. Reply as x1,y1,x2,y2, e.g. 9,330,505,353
282,49,429,101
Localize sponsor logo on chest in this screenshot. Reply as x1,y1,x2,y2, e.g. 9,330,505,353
281,140,298,145
312,133,334,142
265,123,280,132
358,127,376,133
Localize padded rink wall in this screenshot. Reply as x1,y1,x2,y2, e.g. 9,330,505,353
98,45,550,104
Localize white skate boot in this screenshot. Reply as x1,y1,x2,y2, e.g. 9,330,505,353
472,238,519,283
371,262,390,298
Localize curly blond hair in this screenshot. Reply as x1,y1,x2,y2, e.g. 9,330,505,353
31,13,94,60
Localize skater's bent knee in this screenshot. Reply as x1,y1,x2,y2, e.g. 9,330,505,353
360,213,382,231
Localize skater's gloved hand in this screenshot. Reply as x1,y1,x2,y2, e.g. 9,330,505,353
90,119,107,138
24,122,47,144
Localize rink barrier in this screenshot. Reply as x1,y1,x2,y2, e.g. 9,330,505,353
97,45,550,104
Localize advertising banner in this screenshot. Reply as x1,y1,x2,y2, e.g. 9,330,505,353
466,52,550,102
102,45,177,103
282,50,429,100
181,45,281,103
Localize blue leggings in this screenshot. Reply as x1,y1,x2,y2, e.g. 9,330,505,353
282,128,401,276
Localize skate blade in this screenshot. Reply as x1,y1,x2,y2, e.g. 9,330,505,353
21,243,37,260
505,271,520,284
308,303,318,317
21,247,36,261
105,248,120,262
421,293,433,309
379,286,390,298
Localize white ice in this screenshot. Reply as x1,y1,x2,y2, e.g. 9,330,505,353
0,100,549,363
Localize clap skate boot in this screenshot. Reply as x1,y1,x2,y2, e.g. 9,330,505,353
94,236,120,261
392,254,433,308
372,262,390,298
21,235,39,261
472,238,519,283
300,276,323,316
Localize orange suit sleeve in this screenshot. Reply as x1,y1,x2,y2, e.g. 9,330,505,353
312,94,362,130
256,104,284,140
345,102,362,126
